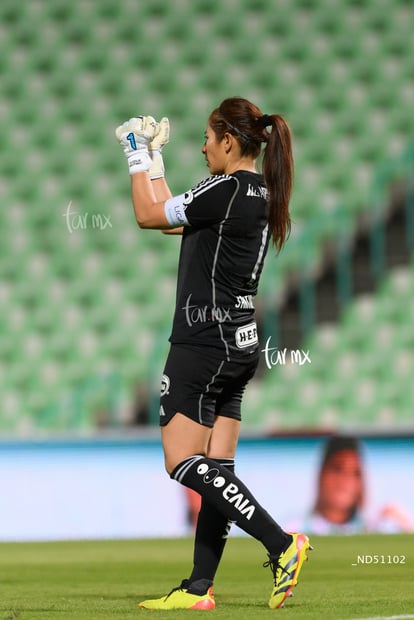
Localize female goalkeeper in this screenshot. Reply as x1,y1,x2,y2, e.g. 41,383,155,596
116,97,311,610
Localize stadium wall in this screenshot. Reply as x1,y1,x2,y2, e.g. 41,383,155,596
1,436,413,541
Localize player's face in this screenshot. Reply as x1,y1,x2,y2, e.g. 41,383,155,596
202,125,226,175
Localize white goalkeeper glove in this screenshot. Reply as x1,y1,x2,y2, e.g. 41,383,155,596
148,117,170,180
115,116,158,175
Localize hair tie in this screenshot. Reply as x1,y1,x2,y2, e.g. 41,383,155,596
260,114,272,128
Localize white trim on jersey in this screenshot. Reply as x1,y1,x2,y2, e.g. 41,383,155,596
210,177,240,361
165,177,232,227
251,223,269,282
190,175,233,200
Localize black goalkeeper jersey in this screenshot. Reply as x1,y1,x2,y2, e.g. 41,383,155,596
169,170,270,360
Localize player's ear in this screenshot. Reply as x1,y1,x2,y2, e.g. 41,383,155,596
223,131,233,153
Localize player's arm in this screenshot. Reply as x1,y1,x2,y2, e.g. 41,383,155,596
147,118,182,232
129,172,187,230
151,178,183,234
148,117,173,203
116,115,183,230
158,179,184,235
130,172,170,229
161,227,184,235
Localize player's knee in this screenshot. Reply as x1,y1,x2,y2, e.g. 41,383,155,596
164,455,181,476
164,459,174,476
164,453,206,477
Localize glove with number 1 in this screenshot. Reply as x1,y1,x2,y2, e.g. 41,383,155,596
149,117,170,180
115,116,158,175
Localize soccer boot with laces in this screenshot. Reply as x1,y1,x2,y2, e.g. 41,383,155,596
138,579,215,611
265,532,312,609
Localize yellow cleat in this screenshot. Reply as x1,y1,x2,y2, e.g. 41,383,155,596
265,532,312,609
138,579,215,611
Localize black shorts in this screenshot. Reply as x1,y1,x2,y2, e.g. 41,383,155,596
159,344,259,428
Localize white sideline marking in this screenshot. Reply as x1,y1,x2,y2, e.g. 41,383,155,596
350,616,414,620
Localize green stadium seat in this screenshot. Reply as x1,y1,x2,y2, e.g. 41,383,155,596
0,0,413,431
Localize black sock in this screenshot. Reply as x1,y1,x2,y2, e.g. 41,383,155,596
188,458,235,584
171,455,290,557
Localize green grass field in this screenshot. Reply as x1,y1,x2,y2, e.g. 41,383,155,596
1,535,413,620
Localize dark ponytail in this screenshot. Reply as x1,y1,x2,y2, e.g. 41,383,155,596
209,98,293,253
262,114,293,252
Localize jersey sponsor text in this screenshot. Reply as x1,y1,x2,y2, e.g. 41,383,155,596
235,322,258,349
246,184,268,199
235,295,254,309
